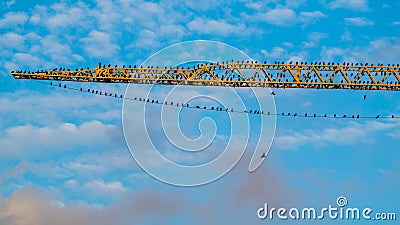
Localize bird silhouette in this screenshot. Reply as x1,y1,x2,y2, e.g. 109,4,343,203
363,95,367,100
261,152,266,158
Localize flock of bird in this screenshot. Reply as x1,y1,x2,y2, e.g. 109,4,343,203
27,80,398,120
12,61,400,74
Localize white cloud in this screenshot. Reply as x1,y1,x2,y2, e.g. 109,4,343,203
64,179,78,189
327,0,369,11
0,188,108,225
244,1,267,10
0,88,123,127
24,32,42,44
29,2,90,31
321,46,346,61
0,0,199,71
89,0,123,31
302,32,328,48
0,12,28,28
46,4,86,30
347,37,400,63
136,1,165,15
2,0,16,8
244,0,305,9
390,21,400,26
282,42,294,48
340,30,352,41
321,37,400,63
2,160,69,182
0,187,183,225
261,47,287,59
65,162,107,174
74,148,135,171
0,32,25,50
0,147,136,191
302,101,312,108
378,168,400,183
28,5,45,24
262,8,297,26
0,154,297,225
188,18,247,36
286,0,307,8
0,30,72,71
260,46,307,62
345,17,374,26
275,120,399,150
84,180,127,193
160,24,186,40
183,0,226,11
40,35,75,64
12,53,44,69
80,30,120,58
0,121,120,158
132,30,160,49
243,9,325,28
0,6,91,70
5,160,42,179
299,11,327,26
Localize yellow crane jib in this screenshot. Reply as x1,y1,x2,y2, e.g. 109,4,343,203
11,61,400,91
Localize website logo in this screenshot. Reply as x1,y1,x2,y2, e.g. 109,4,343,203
257,196,397,221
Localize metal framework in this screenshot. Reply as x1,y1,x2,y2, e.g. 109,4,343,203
11,62,400,90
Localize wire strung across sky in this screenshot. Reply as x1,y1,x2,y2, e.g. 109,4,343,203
30,79,400,120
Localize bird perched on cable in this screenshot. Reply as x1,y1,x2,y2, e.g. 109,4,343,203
261,152,266,158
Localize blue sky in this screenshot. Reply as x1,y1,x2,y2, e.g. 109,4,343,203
1,0,400,224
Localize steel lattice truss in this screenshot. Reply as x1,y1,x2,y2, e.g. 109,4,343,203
11,62,400,90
